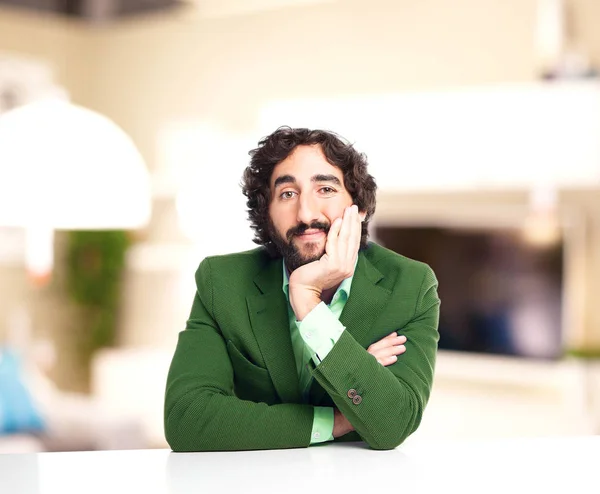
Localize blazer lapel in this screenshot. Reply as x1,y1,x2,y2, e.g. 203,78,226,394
309,251,391,405
246,258,302,404
339,252,391,346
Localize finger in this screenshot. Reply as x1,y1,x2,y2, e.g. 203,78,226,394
325,217,343,258
350,205,361,258
368,336,395,353
387,334,407,345
338,205,358,268
337,206,353,259
395,335,407,345
390,344,407,357
378,355,398,367
368,339,395,354
375,345,407,365
367,332,401,352
372,344,406,360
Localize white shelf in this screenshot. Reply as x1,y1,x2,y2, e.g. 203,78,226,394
259,81,600,192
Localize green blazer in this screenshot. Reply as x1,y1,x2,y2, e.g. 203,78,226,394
164,242,440,451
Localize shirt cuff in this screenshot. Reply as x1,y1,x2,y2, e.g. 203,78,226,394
310,407,335,444
297,302,345,361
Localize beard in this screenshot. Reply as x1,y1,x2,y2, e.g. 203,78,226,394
267,219,330,272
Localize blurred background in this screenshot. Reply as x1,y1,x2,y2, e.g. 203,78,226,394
0,0,600,453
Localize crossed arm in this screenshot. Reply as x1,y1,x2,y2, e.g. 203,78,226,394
287,204,423,440
163,260,439,451
332,331,408,438
164,206,439,451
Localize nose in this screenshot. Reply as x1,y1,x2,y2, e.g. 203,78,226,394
296,193,320,225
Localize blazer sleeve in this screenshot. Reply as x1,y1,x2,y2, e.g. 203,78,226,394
310,264,440,450
164,259,315,452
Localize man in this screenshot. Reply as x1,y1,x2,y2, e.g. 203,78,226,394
164,127,440,451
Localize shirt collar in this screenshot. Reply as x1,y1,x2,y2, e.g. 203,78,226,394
282,257,356,302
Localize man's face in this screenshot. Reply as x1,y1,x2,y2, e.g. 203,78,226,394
268,144,354,272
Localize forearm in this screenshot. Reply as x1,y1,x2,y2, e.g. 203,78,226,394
311,266,439,449
312,331,426,450
165,387,314,452
169,259,320,451
289,291,321,321
165,324,318,452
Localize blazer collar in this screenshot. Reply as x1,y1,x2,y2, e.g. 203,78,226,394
247,249,390,405
339,249,390,347
247,257,303,404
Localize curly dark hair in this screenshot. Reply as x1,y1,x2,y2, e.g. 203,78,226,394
241,126,377,257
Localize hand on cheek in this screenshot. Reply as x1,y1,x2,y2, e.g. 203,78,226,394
326,205,363,264
288,205,365,320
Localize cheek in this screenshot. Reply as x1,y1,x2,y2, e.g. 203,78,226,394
323,205,347,224
323,196,353,223
269,206,292,233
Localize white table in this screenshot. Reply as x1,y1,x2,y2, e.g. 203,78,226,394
1,436,599,494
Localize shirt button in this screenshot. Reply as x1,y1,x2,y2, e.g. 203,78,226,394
347,389,357,399
352,395,362,405
313,432,320,439
305,332,312,339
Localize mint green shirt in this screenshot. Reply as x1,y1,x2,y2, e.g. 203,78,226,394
282,264,354,445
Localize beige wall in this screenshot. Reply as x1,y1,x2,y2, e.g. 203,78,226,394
1,0,600,390
571,0,600,68
0,8,96,103
81,0,538,169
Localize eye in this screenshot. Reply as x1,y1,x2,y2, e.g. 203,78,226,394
319,186,336,195
280,191,296,200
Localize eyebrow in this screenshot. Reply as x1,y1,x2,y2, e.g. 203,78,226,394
273,174,342,189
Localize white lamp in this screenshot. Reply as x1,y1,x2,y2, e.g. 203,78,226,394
0,96,151,282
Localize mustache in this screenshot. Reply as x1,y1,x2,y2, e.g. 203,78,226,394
286,221,330,241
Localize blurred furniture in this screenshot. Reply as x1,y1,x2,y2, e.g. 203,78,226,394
0,94,152,452
91,348,173,449
0,334,148,453
419,351,600,439
0,433,43,453
0,397,148,453
0,96,151,280
1,436,598,493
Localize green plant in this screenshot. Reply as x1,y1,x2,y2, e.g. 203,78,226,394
565,348,600,359
65,230,130,363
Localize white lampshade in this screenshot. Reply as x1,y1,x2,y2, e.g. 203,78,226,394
0,98,151,280
0,98,151,229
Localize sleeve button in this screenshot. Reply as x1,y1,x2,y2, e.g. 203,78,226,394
347,389,357,399
352,395,362,405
